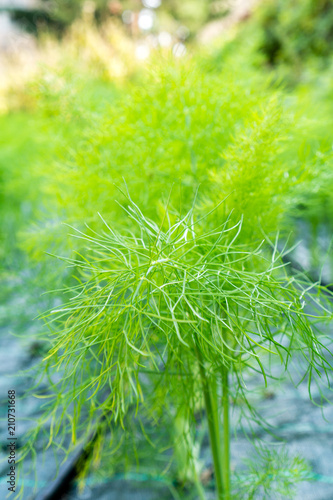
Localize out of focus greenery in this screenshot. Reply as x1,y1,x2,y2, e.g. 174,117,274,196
258,0,333,67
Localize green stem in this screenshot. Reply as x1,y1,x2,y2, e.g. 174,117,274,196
222,365,231,500
196,346,224,500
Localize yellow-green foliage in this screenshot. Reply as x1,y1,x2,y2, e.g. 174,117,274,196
24,52,321,260
4,44,333,282
4,19,333,500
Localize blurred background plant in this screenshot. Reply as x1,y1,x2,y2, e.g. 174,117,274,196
257,0,333,70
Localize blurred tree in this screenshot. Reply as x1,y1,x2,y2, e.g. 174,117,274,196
2,0,230,37
1,0,110,34
258,0,333,66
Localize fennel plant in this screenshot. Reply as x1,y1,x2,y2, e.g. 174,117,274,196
26,192,333,499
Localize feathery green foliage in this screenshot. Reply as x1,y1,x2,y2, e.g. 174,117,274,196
2,22,333,499
22,193,333,499
23,55,323,263
234,446,311,499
